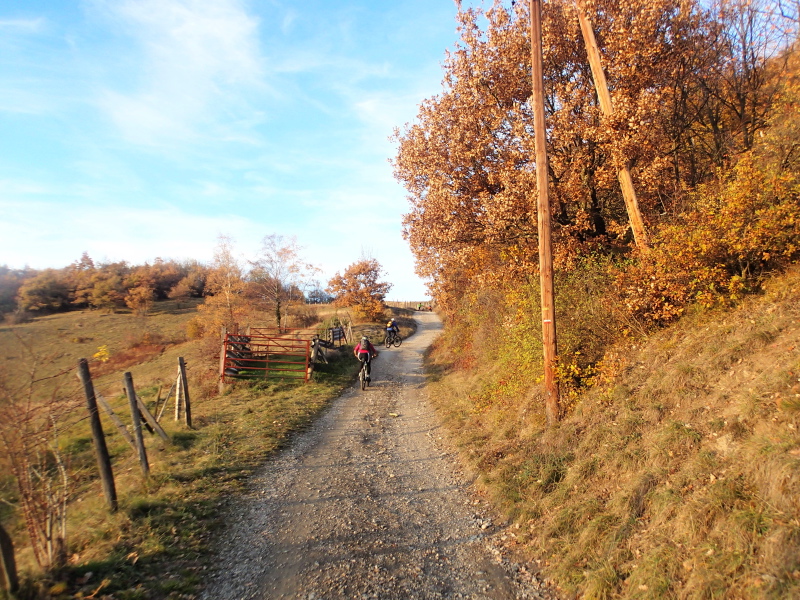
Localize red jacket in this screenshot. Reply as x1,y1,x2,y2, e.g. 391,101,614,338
354,341,376,356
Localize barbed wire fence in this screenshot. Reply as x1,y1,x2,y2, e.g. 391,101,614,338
0,350,192,592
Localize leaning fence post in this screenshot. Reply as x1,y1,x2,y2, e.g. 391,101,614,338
174,369,183,422
76,359,117,512
151,383,163,424
0,522,18,598
135,396,170,442
178,357,192,428
124,372,149,478
219,329,227,395
158,379,177,422
95,393,136,451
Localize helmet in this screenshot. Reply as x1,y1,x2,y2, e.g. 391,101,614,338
361,336,369,345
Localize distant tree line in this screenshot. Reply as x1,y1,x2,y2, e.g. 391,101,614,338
0,253,209,320
0,240,392,329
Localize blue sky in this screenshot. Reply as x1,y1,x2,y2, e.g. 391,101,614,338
0,0,472,300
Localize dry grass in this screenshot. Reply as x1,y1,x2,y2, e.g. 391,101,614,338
425,265,800,599
0,300,362,599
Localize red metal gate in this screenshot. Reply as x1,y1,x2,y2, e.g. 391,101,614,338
221,333,311,383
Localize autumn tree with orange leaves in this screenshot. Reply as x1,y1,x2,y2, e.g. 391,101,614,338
394,0,796,311
327,259,392,321
393,0,799,408
196,235,250,335
393,0,717,297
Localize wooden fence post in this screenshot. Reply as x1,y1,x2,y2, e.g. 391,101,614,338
178,357,192,428
0,522,18,598
174,369,183,422
135,396,170,442
95,394,136,451
157,379,177,422
219,328,227,395
124,373,149,478
151,384,163,424
304,340,311,382
76,359,117,512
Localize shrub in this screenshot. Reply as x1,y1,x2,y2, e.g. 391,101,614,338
613,156,800,327
186,316,205,340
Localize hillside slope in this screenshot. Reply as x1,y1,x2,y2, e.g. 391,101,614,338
426,266,800,599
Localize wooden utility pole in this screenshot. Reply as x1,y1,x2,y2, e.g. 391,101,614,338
530,0,560,426
575,2,649,249
77,359,118,512
124,372,149,478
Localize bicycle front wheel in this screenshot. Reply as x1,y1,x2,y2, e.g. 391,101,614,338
393,336,402,348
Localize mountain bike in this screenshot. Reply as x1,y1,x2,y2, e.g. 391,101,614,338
385,330,402,348
358,358,370,390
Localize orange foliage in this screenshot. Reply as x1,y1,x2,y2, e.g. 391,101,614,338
613,156,800,325
327,258,392,321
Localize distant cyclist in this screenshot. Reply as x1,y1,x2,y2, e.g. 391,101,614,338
386,318,399,337
354,336,377,381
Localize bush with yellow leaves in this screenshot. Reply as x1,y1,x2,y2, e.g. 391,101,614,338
613,155,800,327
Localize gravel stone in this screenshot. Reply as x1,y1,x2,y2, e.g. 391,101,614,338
201,313,558,600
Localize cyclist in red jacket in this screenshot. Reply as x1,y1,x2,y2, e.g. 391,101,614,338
353,336,377,380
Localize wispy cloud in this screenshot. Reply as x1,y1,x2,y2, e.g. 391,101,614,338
280,8,298,35
0,18,46,33
91,0,267,146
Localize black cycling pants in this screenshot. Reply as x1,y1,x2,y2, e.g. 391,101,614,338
358,352,371,377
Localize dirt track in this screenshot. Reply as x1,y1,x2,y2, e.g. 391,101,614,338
201,312,553,599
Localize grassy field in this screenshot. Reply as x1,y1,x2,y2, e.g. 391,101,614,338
424,266,800,599
0,301,415,599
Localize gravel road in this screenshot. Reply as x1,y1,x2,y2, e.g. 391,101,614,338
201,312,555,600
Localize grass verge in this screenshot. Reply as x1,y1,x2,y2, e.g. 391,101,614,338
19,355,356,600
424,266,800,599
1,303,370,600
